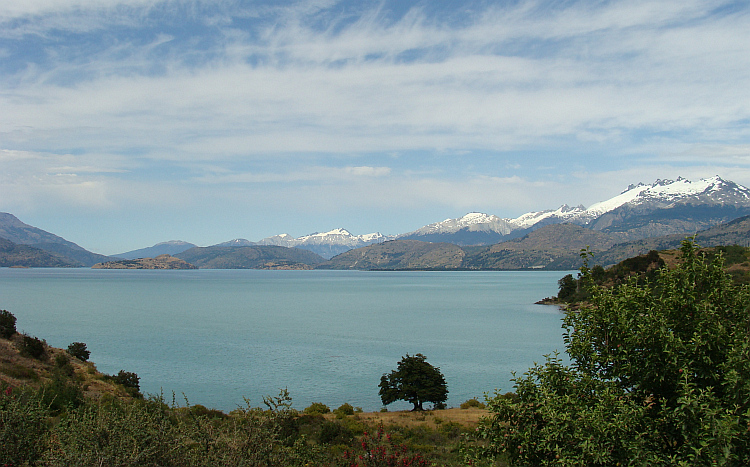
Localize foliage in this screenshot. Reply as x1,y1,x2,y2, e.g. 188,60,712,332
556,249,665,304
335,402,356,417
20,334,47,360
556,274,577,301
304,401,331,415
473,239,750,466
459,398,485,409
113,370,140,391
342,427,429,467
0,309,16,339
67,341,91,361
379,354,448,411
0,385,50,467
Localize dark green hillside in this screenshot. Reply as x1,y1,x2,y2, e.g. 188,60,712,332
176,245,325,269
317,239,465,270
0,238,79,267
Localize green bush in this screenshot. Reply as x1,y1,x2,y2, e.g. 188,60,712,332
40,375,84,415
459,398,485,409
334,402,355,417
472,240,750,466
113,370,140,391
303,401,331,415
0,385,50,466
67,342,90,361
19,334,47,360
0,309,16,339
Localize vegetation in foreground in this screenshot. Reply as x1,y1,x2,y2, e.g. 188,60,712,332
1,312,480,466
470,240,750,466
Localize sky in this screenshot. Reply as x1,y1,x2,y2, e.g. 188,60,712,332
1,0,750,255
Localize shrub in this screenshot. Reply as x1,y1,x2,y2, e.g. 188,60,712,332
0,309,16,339
54,353,75,378
0,385,50,466
303,401,331,415
40,375,84,415
342,427,429,467
473,240,750,466
19,335,47,360
459,398,485,409
113,370,140,392
67,342,90,361
334,402,355,417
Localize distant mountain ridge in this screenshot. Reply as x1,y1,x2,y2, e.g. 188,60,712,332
398,176,750,245
209,229,391,259
320,215,750,271
2,175,750,268
0,213,112,267
116,240,197,260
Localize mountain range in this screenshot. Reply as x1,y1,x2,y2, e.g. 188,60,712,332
1,175,749,269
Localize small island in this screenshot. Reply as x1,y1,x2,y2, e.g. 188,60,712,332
92,254,197,270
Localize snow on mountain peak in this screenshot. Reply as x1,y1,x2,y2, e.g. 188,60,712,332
582,176,748,219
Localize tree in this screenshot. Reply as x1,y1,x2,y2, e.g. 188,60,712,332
0,309,16,339
67,342,90,362
556,273,577,300
379,353,448,411
472,240,750,466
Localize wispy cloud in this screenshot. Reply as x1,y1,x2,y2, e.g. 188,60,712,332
1,0,750,251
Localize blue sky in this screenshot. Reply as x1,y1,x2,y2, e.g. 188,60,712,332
1,0,750,255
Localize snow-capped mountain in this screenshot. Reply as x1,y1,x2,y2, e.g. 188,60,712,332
255,228,391,259
508,204,587,230
184,175,750,259
576,176,750,224
214,238,255,247
400,176,750,245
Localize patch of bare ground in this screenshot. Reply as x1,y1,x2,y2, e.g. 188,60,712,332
325,407,487,429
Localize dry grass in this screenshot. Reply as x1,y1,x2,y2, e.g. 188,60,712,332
325,407,487,429
0,334,133,400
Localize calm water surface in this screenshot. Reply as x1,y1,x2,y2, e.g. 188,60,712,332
0,268,569,411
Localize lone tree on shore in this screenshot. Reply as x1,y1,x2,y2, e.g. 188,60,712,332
379,353,448,411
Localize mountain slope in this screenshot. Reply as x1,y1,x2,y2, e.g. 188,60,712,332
0,213,111,266
317,240,465,270
116,241,197,259
256,229,390,259
176,245,325,269
0,238,79,268
397,176,750,248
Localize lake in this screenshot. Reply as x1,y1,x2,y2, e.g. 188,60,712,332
0,268,570,412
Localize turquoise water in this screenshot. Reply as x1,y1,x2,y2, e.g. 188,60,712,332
0,268,569,412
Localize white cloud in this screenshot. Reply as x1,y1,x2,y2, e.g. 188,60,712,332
2,0,750,252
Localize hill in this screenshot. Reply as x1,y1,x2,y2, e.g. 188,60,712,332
0,213,112,267
176,245,325,269
92,254,198,269
0,237,80,268
0,332,138,402
115,241,197,260
317,240,466,270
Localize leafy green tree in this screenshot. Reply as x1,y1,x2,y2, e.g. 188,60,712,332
67,342,90,361
20,335,47,360
556,273,577,300
0,309,16,339
379,353,448,411
472,240,750,466
113,370,140,391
